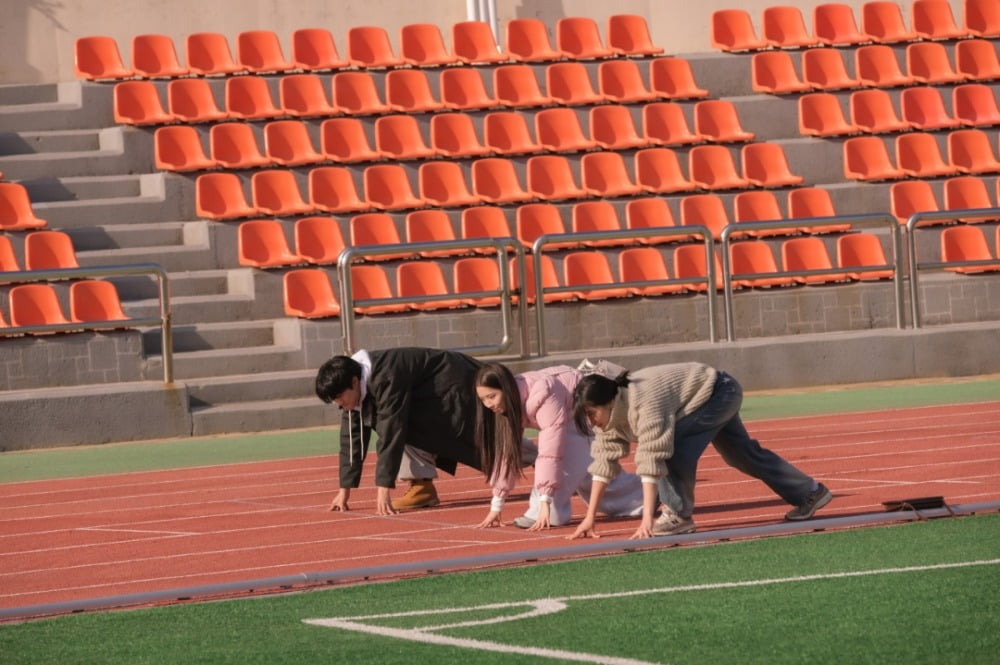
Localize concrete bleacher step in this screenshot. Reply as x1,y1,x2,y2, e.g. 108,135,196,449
142,319,279,354
190,396,336,437
144,342,306,381
0,81,115,131
28,173,190,228
113,268,232,300
184,368,317,406
127,291,261,325
0,127,152,180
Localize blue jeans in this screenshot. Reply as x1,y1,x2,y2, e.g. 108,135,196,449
657,371,815,519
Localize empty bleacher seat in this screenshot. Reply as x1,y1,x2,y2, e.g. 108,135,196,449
292,28,349,72
283,269,342,318
238,219,303,268
9,284,71,328
131,34,188,78
564,251,633,300
837,232,895,280
440,67,500,110
294,216,347,265
762,5,821,49
363,164,426,210
69,280,131,324
710,9,769,52
210,123,271,169
154,125,218,171
397,261,465,310
385,69,445,113
940,224,1000,273
400,23,460,67
236,30,296,74
751,51,812,95
556,16,621,60
251,170,314,216
347,25,406,69
417,161,481,208
607,14,664,57
196,173,260,219
812,3,872,46
781,236,850,284
185,32,245,76
618,246,684,296
25,230,79,270
113,81,174,125
75,36,133,80
505,17,565,62
263,120,325,167
331,71,392,115
225,76,283,120
168,78,229,123
279,73,339,117
0,183,48,230
861,1,919,43
321,117,384,163
648,57,709,99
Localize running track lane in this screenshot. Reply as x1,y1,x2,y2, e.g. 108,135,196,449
1,402,998,611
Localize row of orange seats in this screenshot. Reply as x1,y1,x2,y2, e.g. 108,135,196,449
0,280,130,332
891,175,1000,223
76,16,664,81
282,232,916,320
800,83,1000,136
236,188,854,270
752,39,1000,94
193,146,804,220
712,0,999,52
153,99,758,173
844,128,1000,180
0,231,78,273
0,183,48,231
113,57,708,126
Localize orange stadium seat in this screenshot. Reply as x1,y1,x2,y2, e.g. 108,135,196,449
225,76,283,120
526,154,589,201
209,123,271,169
535,107,599,152
505,17,564,62
294,216,347,264
679,193,731,239
349,264,410,314
801,48,863,91
440,67,499,110
943,175,996,217
618,247,685,296
694,99,755,143
625,197,687,245
236,30,296,74
363,164,426,210
571,200,628,247
251,170,314,216
320,117,384,163
0,182,48,230
812,3,872,46
911,0,970,40
673,243,724,291
837,232,895,280
890,179,941,224
400,23,459,67
131,34,188,78
454,256,503,307
493,64,554,108
385,69,445,113
25,230,79,270
556,16,621,60
331,72,391,115
154,125,217,171
397,261,465,311
634,147,697,194
649,57,709,100
798,93,861,137
418,161,481,208
461,206,514,251
781,236,849,284
850,89,913,133
483,112,544,155
954,39,1000,81
74,36,133,80
855,45,917,87
515,203,577,250
688,145,752,191
842,136,907,181
564,251,632,300
947,128,1000,174
729,240,796,288
590,105,649,151
405,209,463,257
751,51,812,94
185,32,244,76
263,120,324,167
642,102,705,146
965,0,1000,38
896,131,961,178
787,187,851,234
597,60,658,103
292,28,349,71
545,62,606,106
0,239,19,275
196,173,260,219
69,280,130,324
238,219,302,268
940,225,1000,272
471,158,535,204
283,269,342,318
374,114,437,161
733,190,791,238
900,86,962,130
279,74,339,118
451,21,510,65
710,9,769,52
906,41,966,85
9,284,71,328
580,151,643,198
347,25,405,69
762,5,821,49
608,14,664,57
167,78,228,123
861,2,920,43
349,213,411,260
113,81,174,125
512,254,576,304
430,113,491,158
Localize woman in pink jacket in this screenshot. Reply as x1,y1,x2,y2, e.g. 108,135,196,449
473,362,643,530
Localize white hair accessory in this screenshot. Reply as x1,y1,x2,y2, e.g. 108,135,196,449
577,358,628,379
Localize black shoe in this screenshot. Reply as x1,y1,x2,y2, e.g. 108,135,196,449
785,484,832,521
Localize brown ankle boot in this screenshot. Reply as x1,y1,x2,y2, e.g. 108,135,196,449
391,479,440,510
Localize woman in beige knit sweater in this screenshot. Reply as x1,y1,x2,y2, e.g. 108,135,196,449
568,361,832,540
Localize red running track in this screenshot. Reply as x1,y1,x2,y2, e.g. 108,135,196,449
2,402,999,613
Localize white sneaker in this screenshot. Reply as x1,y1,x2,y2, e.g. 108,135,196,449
651,509,696,536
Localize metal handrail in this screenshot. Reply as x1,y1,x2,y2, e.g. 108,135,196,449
905,207,1000,329
0,264,174,384
720,214,904,341
531,226,717,356
335,237,529,357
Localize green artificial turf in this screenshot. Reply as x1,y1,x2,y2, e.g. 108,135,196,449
2,514,998,665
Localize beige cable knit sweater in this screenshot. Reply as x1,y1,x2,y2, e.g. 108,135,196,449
588,362,718,480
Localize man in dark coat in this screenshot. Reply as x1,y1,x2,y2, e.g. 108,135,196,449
315,347,484,515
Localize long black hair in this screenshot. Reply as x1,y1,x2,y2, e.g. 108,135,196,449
571,371,631,434
473,362,525,484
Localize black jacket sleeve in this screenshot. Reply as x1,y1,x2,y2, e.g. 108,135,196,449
338,404,372,488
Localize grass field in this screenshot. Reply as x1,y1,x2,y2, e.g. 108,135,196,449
3,376,1000,664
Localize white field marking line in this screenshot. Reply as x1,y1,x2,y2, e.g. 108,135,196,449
303,559,1000,665
748,402,1000,429
734,430,1000,457
76,527,200,536
747,425,1000,448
